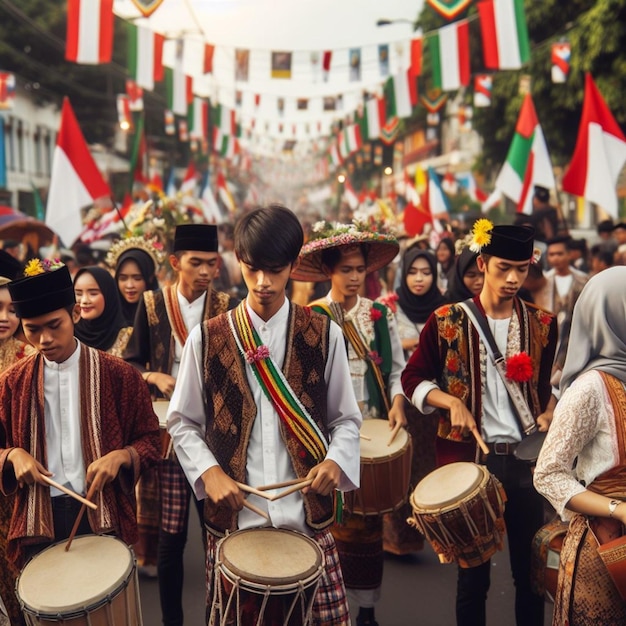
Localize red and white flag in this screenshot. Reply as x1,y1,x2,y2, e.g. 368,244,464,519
125,80,144,111
0,72,16,110
562,74,626,218
46,98,111,244
66,0,114,65
180,161,197,196
551,43,571,84
217,172,236,214
116,95,132,130
344,179,360,210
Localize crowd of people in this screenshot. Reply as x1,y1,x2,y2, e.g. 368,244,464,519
0,195,625,626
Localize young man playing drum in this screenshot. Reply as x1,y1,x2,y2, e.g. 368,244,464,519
124,223,236,625
0,261,160,569
167,204,362,625
402,222,558,626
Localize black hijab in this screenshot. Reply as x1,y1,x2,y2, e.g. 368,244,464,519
74,267,127,351
446,247,480,303
396,248,447,324
114,249,158,326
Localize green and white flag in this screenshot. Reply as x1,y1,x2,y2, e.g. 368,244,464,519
495,94,555,215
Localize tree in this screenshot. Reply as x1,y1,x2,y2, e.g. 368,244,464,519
415,0,626,175
0,0,174,155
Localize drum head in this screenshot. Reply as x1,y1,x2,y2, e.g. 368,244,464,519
412,462,484,510
359,419,409,460
17,535,134,614
152,400,170,429
218,528,322,587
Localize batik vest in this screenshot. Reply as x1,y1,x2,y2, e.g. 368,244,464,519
201,303,334,535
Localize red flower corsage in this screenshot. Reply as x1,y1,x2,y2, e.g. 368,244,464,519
370,307,383,321
245,345,270,364
377,292,399,314
505,352,533,383
367,350,383,366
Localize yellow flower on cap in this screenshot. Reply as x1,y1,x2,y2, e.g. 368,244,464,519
469,218,494,253
24,258,45,277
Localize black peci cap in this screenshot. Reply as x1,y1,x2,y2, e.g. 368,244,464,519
173,224,218,253
9,265,76,319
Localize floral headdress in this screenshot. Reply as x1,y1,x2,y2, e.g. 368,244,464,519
469,219,494,253
292,216,399,282
105,234,165,270
23,258,65,277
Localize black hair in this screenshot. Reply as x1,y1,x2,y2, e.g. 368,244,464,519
234,204,303,269
546,235,572,250
590,243,614,268
597,219,615,234
320,244,370,271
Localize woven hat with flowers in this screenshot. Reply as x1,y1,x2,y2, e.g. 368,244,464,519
292,217,400,283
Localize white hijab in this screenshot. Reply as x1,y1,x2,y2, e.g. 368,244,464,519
559,266,626,393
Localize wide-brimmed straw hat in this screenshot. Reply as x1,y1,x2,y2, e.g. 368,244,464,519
292,220,399,282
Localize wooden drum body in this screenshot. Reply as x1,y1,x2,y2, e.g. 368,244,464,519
344,419,412,516
17,535,142,625
152,400,171,458
211,528,324,626
409,462,507,568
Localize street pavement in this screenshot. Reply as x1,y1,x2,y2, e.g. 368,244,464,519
138,522,554,626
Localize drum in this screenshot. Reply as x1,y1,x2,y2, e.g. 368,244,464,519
17,535,142,625
514,431,547,464
152,400,171,458
531,518,568,602
409,462,507,568
212,528,324,626
343,419,412,516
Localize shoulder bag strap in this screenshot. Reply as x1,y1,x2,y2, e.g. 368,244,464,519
459,299,537,436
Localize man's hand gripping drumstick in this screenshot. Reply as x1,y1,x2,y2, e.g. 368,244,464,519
6,448,99,509
201,465,270,520
386,394,408,446
423,389,489,455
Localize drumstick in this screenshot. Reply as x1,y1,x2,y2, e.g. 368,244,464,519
471,427,490,456
256,478,304,492
359,433,372,441
235,482,273,500
65,483,98,552
387,422,404,447
268,479,314,502
42,476,98,510
242,499,270,520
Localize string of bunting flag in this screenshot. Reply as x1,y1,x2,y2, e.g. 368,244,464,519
64,0,578,164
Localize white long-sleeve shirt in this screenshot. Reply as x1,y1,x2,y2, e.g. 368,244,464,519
534,370,622,519
44,341,84,496
168,297,362,535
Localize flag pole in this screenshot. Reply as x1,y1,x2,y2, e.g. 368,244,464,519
111,195,131,233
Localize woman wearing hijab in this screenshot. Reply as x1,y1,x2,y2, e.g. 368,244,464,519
435,237,455,295
384,248,447,555
73,267,132,357
446,246,484,303
395,248,448,358
105,238,162,327
534,266,626,624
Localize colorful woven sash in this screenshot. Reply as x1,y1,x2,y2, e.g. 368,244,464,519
312,301,391,415
229,302,328,462
163,284,190,347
